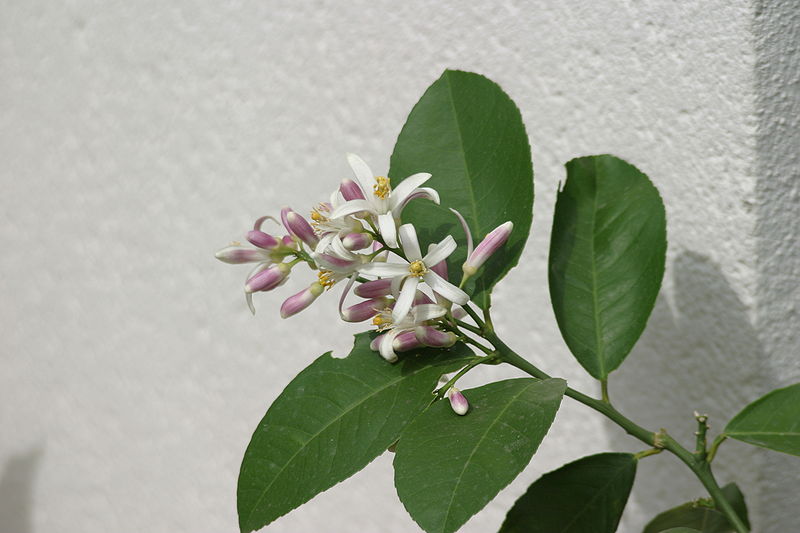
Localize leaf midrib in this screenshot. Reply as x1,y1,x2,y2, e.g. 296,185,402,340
243,360,438,528
590,157,605,377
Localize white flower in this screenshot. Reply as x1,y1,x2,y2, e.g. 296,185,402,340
371,303,447,362
330,154,439,247
358,223,469,323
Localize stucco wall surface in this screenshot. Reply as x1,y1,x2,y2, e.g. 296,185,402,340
0,1,796,532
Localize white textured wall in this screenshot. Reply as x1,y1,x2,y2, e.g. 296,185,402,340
1,1,796,532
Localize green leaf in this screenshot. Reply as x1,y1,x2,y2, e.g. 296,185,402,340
237,333,472,532
724,382,800,456
548,155,666,379
659,529,702,533
642,483,749,533
498,452,637,533
394,378,566,533
389,69,533,309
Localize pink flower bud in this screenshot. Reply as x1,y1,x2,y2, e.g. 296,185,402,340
413,292,435,305
342,233,373,251
355,278,392,298
281,235,296,248
341,297,388,322
340,178,366,201
280,282,325,318
463,221,513,276
452,306,467,320
247,230,279,249
393,330,423,352
448,387,469,415
281,207,319,247
245,263,290,293
215,246,268,264
415,326,457,348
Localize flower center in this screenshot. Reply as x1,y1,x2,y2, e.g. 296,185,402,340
373,176,391,199
408,260,427,277
372,312,393,331
310,204,331,233
317,270,336,289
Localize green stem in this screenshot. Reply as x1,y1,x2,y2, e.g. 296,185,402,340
489,334,748,533
707,434,727,464
435,352,499,400
601,379,610,403
453,319,483,336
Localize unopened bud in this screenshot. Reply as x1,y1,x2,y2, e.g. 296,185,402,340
245,263,290,293
280,282,325,318
415,326,457,348
448,387,469,415
393,330,423,352
215,246,269,264
281,207,319,247
462,221,513,277
340,178,366,201
355,278,392,298
342,297,388,322
247,230,279,250
342,232,373,251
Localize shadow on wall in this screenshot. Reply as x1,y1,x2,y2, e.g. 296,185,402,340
0,447,43,533
610,251,765,532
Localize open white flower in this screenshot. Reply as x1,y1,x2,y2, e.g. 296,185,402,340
358,223,470,323
330,153,439,247
370,303,447,362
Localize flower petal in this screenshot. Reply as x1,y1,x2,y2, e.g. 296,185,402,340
330,235,358,261
330,199,376,220
388,173,431,210
378,213,398,248
314,232,336,254
347,153,377,193
392,276,419,323
359,262,408,277
391,187,440,217
413,303,447,322
423,235,457,267
399,224,422,261
379,329,399,362
424,271,470,305
449,208,473,257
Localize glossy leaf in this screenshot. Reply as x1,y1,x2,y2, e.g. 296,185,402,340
394,378,566,533
237,333,472,532
499,452,637,533
642,483,749,533
724,382,800,456
549,155,666,379
389,69,533,309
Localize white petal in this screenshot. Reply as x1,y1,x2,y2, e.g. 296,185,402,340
413,303,447,322
392,277,419,323
424,271,470,305
347,153,377,193
423,235,457,267
379,330,399,362
390,274,404,297
330,235,357,261
399,224,422,261
359,262,408,277
388,173,431,210
449,208,473,257
314,233,335,254
330,199,376,219
377,213,398,248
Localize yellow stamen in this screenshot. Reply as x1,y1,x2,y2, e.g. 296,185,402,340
318,270,337,289
409,260,427,277
373,176,391,199
372,315,385,326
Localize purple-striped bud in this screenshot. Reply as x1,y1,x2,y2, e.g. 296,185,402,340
452,306,467,320
281,207,319,247
281,235,296,248
342,232,373,251
415,326,457,348
340,178,366,201
448,387,469,415
315,253,361,271
215,246,268,264
413,292,435,305
393,330,423,352
355,278,392,298
245,263,290,293
280,282,324,318
342,297,388,322
247,230,279,250
463,221,513,277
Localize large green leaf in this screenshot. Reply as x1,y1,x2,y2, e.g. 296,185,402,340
389,69,533,309
394,378,566,533
498,452,637,533
237,333,471,532
642,483,749,533
724,383,800,456
548,155,666,379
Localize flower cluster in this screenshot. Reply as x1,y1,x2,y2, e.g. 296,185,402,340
216,152,513,374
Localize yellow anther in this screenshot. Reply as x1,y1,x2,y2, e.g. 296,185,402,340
372,315,385,326
317,270,337,289
409,260,427,277
373,176,391,199
310,210,324,222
